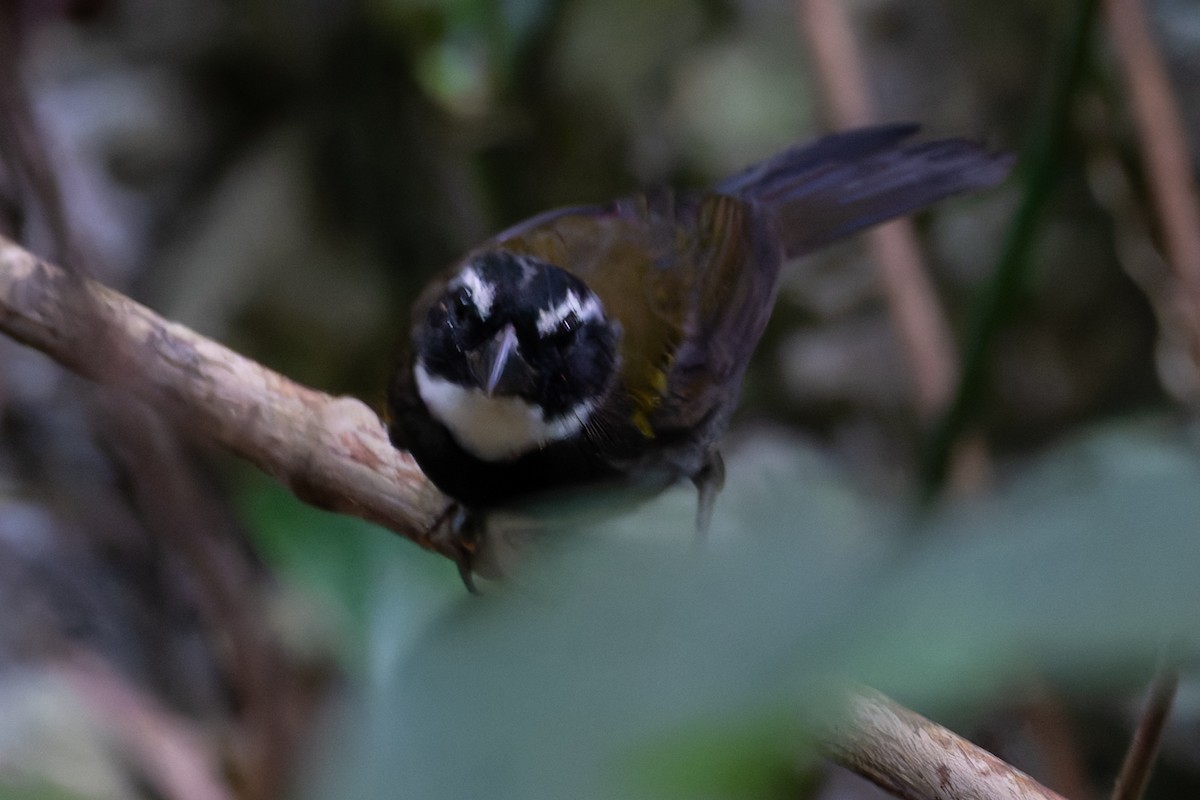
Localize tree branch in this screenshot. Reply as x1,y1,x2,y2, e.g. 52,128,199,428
0,233,455,561
826,690,1070,800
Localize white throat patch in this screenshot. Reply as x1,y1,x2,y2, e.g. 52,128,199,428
415,363,593,460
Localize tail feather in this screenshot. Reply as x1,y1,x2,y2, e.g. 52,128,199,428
719,125,1014,259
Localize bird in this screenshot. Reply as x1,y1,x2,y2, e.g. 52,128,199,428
387,123,1012,585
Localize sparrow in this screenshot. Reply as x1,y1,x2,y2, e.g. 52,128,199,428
388,123,1012,584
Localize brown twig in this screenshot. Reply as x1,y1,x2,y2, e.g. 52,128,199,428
65,651,234,800
93,395,303,800
793,0,961,420
1110,668,1178,800
793,0,993,493
1104,0,1200,358
827,690,1070,800
1020,692,1094,800
0,37,315,795
0,234,453,561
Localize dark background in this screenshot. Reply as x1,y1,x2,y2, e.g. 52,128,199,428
1,1,1199,799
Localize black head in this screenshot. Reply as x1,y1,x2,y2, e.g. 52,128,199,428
412,249,621,461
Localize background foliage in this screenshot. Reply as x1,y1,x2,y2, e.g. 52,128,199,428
2,0,1200,798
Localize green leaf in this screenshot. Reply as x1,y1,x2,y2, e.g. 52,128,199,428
0,782,87,800
308,423,1200,799
236,472,461,672
626,717,820,800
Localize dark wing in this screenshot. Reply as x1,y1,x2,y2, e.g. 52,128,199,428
640,192,781,448
721,123,1014,258
645,126,1013,464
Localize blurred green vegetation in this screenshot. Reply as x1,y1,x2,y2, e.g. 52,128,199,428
303,421,1200,800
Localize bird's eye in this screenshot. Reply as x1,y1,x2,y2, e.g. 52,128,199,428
553,311,581,341
449,287,477,324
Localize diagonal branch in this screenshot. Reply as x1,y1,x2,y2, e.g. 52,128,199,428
793,0,993,494
1103,0,1200,357
827,690,1071,800
0,233,455,561
793,0,962,421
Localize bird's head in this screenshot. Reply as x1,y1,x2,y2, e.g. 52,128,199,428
412,249,621,461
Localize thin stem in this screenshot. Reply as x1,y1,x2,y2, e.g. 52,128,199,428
920,0,1101,499
1103,0,1200,362
1111,668,1178,800
794,0,962,422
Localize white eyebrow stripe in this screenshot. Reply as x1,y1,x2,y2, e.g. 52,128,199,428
536,290,602,335
456,266,496,318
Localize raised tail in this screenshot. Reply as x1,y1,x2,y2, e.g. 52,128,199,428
717,124,1014,259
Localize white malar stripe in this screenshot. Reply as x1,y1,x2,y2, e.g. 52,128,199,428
415,364,593,460
536,290,602,336
456,266,496,319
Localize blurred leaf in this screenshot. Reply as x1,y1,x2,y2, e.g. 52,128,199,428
626,719,818,800
305,433,886,799
554,0,708,125
240,473,376,623
372,0,561,110
237,472,460,671
308,422,1200,799
0,672,131,800
0,783,87,800
921,0,1102,494
668,8,814,176
862,419,1200,705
